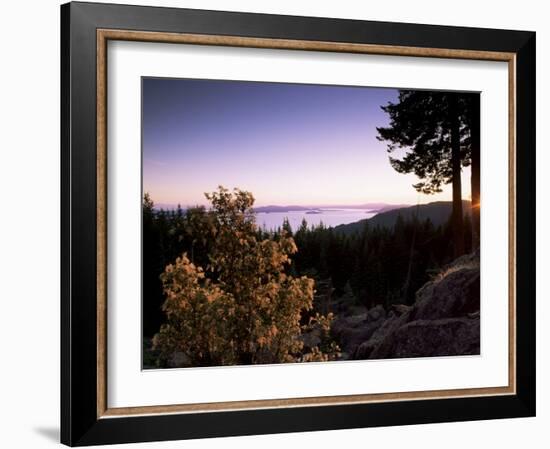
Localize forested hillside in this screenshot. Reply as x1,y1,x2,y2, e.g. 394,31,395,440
143,189,476,367
334,200,471,235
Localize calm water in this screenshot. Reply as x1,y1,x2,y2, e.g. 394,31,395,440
255,209,377,232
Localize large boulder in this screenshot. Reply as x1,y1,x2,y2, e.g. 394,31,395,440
331,313,369,353
366,304,386,322
351,251,480,360
391,304,412,317
352,310,411,359
367,316,480,359
331,306,388,357
412,262,479,321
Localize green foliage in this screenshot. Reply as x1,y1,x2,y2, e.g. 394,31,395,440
143,191,471,337
376,90,479,257
151,187,340,366
292,213,463,307
376,90,473,194
143,190,468,365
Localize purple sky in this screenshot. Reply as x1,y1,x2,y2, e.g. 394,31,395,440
142,78,470,208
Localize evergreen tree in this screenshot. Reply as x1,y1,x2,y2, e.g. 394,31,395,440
142,190,460,347
282,217,293,237
142,194,164,336
464,93,481,249
377,90,478,257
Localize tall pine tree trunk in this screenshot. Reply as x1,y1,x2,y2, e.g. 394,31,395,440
470,94,481,250
450,94,465,257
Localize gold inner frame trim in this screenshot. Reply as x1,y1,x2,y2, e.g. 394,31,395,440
96,28,517,419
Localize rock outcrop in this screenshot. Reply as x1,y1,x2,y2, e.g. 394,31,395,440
331,304,387,358
347,250,480,360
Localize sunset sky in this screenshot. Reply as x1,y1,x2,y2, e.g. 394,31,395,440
142,78,471,208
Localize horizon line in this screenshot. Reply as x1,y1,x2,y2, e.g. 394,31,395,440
149,198,473,210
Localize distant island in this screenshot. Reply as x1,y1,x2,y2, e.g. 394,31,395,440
150,200,470,235
153,203,409,215
252,203,408,214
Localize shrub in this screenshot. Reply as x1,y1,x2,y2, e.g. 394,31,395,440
153,186,339,366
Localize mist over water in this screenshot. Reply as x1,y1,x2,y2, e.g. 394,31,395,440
256,208,378,231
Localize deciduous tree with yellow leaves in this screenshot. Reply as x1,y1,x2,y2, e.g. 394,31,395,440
153,186,339,366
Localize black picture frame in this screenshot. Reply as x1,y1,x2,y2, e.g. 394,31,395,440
61,2,536,446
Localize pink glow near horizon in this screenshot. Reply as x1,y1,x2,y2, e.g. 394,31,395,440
143,78,472,208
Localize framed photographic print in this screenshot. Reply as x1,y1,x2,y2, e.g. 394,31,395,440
61,2,536,446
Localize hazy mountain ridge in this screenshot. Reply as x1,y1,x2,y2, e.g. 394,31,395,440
253,203,408,213
334,200,472,235
153,203,409,214
150,201,473,236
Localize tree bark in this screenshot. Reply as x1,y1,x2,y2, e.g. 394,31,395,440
470,94,481,250
450,94,465,257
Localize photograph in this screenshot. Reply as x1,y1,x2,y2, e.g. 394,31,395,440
141,78,481,369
